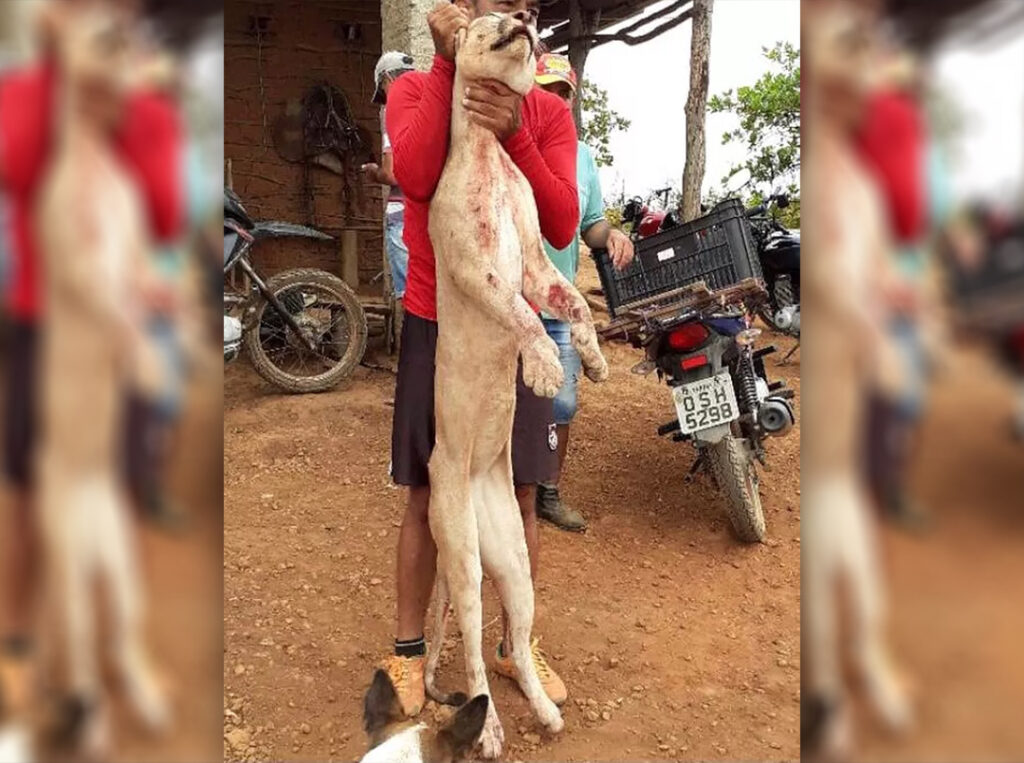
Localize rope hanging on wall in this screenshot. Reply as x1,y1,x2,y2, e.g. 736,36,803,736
302,83,373,224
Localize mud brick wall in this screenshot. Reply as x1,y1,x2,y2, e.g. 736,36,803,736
225,0,384,291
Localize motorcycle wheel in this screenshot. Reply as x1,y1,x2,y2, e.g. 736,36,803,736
244,268,368,393
707,435,766,543
758,275,797,333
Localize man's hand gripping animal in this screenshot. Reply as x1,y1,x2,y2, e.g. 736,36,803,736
424,12,608,760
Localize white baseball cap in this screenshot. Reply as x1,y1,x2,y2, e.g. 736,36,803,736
373,51,415,104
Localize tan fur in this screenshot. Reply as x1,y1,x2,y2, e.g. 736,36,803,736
422,13,607,760
801,2,913,754
32,3,168,753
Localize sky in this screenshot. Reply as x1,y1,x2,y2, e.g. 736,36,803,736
930,7,1024,205
578,0,801,204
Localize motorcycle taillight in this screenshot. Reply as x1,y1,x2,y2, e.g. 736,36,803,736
667,323,710,351
1013,327,1024,358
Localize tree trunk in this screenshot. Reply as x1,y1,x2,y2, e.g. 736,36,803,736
567,0,600,130
681,0,714,222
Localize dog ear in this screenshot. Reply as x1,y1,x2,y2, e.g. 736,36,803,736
436,695,488,760
363,669,404,735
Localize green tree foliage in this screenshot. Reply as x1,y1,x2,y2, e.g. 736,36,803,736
579,79,631,168
708,41,800,193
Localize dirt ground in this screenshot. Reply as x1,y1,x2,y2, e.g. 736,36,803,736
858,345,1024,762
222,257,803,762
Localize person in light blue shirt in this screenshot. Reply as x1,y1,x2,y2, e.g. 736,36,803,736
533,54,634,531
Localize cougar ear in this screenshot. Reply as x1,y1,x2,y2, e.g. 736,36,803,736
454,26,468,56
35,1,67,56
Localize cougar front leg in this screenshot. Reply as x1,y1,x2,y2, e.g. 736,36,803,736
520,238,608,383
444,252,563,398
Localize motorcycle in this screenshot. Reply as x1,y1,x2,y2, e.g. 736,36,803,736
631,306,794,542
745,193,800,335
621,187,680,240
998,326,1024,441
594,196,796,543
943,202,1024,441
223,187,368,393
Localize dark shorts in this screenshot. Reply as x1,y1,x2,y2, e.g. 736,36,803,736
1,318,155,495
391,312,557,488
2,319,38,490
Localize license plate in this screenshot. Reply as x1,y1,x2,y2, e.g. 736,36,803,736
672,372,740,435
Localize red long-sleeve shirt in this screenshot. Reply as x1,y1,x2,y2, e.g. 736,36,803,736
854,89,926,245
0,61,183,321
387,54,579,322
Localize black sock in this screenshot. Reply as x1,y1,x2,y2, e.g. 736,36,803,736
394,636,425,658
0,634,32,658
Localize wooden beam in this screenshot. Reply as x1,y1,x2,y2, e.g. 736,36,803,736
555,5,693,52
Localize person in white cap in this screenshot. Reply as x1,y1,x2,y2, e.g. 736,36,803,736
362,51,415,309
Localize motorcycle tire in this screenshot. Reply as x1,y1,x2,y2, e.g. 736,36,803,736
244,268,368,394
758,275,797,333
708,435,766,543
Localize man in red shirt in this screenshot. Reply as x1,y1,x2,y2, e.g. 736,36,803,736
383,0,578,717
0,1,183,714
854,53,932,532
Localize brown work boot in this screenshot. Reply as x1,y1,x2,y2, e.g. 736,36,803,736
493,637,567,706
0,648,33,718
381,654,425,717
536,483,587,532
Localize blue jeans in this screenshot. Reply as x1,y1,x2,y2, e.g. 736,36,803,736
543,318,580,425
888,316,928,421
147,316,185,421
386,201,409,298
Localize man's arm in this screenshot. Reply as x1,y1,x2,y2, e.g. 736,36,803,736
502,100,578,250
387,57,456,203
116,92,184,243
579,146,607,245
578,146,634,269
361,152,398,187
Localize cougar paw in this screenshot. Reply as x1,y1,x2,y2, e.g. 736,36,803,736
583,352,609,383
522,334,563,398
121,650,172,734
868,669,914,734
477,706,505,760
572,324,609,382
537,699,564,734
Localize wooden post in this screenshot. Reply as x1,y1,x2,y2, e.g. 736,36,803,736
681,0,714,222
567,0,599,130
341,230,359,289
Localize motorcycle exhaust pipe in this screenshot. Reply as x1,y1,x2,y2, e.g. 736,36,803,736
758,397,795,436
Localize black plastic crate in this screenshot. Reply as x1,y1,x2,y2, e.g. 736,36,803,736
945,235,1024,330
592,198,762,318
